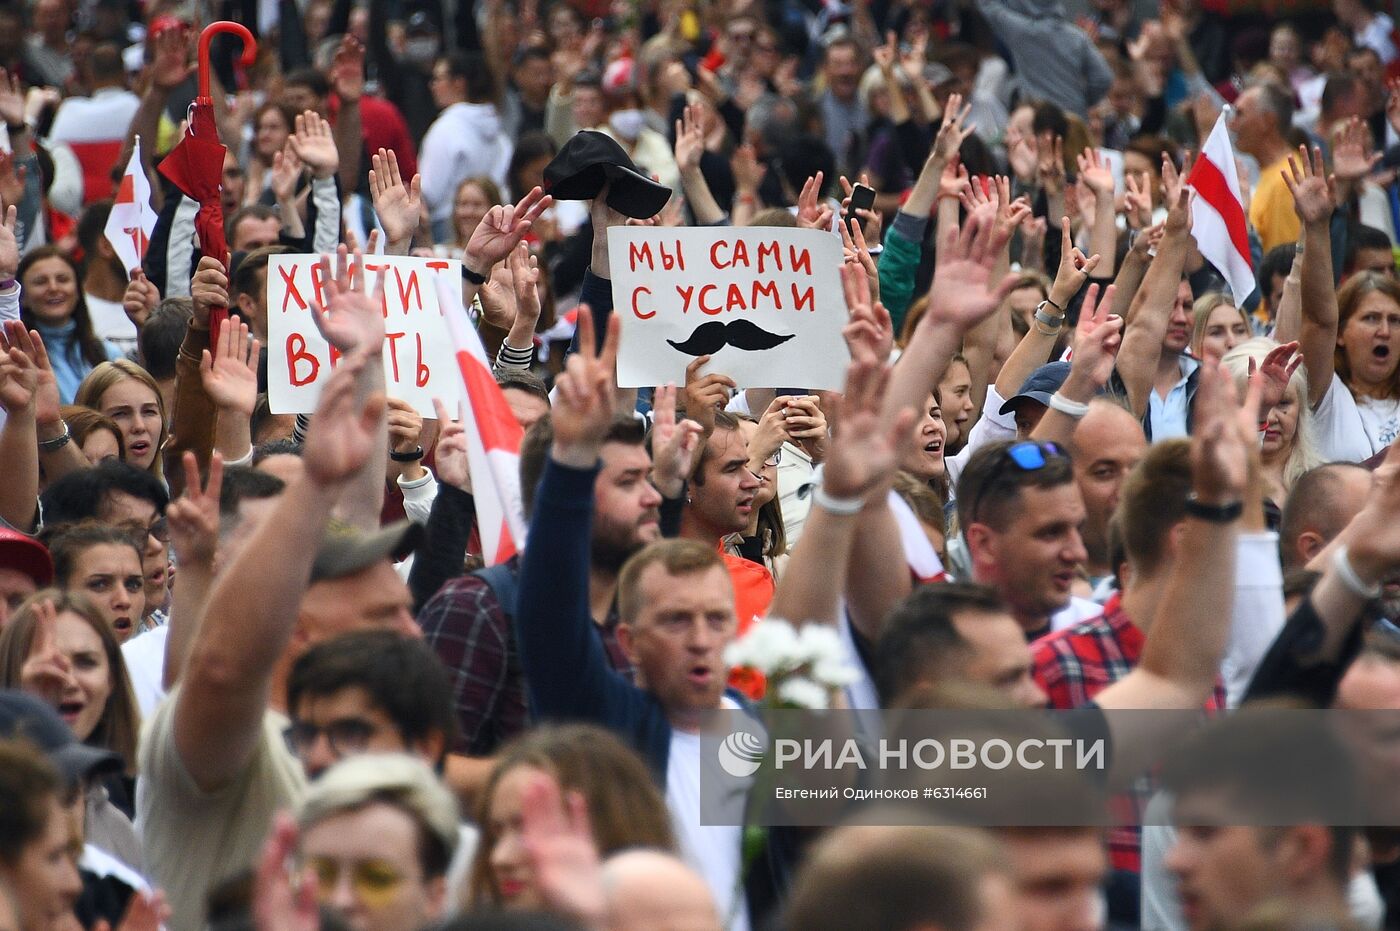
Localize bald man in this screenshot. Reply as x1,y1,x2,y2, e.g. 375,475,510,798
602,850,720,931
1068,400,1147,587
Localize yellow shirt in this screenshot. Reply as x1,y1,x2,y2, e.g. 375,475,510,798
1250,156,1302,254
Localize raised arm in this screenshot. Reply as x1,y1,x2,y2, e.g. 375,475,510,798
994,217,1098,401
328,37,365,196
1030,283,1121,447
163,257,227,496
883,211,1017,430
1114,189,1192,418
0,320,38,531
163,452,222,690
769,347,914,629
963,176,1031,414
674,103,724,226
174,350,384,791
369,148,422,256
1280,146,1339,408
1099,360,1248,718
1077,147,1119,280
199,315,260,464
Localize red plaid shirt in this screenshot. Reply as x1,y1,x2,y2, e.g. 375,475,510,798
1031,593,1225,872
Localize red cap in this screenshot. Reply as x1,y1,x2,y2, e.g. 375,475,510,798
147,15,189,38
0,527,53,587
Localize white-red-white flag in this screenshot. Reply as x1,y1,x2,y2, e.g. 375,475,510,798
433,275,526,565
103,137,156,276
1185,114,1255,305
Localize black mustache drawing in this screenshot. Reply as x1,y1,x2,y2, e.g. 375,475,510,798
667,320,796,356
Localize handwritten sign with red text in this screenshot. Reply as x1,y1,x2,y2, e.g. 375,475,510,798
267,254,467,416
607,226,850,390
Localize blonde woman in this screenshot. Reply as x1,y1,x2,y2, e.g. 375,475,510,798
74,360,167,480
1222,339,1321,507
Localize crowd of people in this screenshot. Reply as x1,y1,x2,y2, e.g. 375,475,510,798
0,0,1399,928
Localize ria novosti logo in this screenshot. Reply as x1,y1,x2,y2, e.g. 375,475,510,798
717,730,765,778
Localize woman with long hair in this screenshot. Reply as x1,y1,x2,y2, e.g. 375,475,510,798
468,724,674,909
435,176,504,257
1190,293,1252,361
0,590,143,870
74,360,167,479
1222,339,1323,508
18,247,121,403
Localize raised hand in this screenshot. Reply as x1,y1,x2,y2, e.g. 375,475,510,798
508,241,543,334
0,150,26,211
1163,187,1193,236
839,173,883,243
302,350,385,486
1389,77,1400,138
961,174,1030,250
747,396,793,475
650,382,704,495
167,451,223,568
431,397,472,492
795,172,832,230
385,396,425,457
730,143,764,195
287,110,339,180
821,355,915,502
1067,283,1122,389
1056,212,1101,284
1131,221,1166,258
0,68,25,130
269,146,304,204
1331,117,1381,185
1161,150,1192,209
840,261,893,361
674,102,706,174
550,306,620,464
1076,146,1115,200
2,323,58,427
369,148,423,246
1124,171,1153,230
122,267,160,330
253,813,319,931
200,314,260,415
18,599,73,707
1035,135,1065,196
939,156,970,202
682,353,736,438
477,261,520,330
330,35,366,103
520,772,606,926
148,26,194,91
1008,133,1038,185
1190,360,1249,505
1283,144,1337,227
931,93,974,166
838,209,879,305
0,329,38,414
1249,340,1302,413
465,186,552,277
927,214,1019,331
308,249,386,354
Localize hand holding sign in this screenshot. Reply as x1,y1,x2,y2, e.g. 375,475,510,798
682,355,735,438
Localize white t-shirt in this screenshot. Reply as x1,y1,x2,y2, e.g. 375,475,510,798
667,696,749,931
121,625,167,718
1312,373,1399,463
85,293,138,358
1049,596,1104,634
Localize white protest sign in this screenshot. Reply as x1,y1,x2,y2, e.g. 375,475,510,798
267,254,466,415
607,226,851,390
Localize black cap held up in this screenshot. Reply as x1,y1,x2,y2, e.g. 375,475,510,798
543,130,673,220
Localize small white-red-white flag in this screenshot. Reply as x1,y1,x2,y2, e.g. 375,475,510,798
103,136,156,276
1186,114,1255,306
433,275,527,565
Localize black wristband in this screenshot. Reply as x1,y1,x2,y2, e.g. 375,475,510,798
6,122,25,135
461,265,487,285
389,445,425,462
1183,494,1243,523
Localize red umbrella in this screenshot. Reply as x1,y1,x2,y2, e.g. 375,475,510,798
157,21,256,344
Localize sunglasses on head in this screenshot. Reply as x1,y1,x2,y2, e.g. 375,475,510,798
966,441,1066,526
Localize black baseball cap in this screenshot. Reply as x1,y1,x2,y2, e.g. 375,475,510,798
543,130,673,220
0,690,122,786
1000,361,1072,415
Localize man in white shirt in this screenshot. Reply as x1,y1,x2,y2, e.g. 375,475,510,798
46,43,139,205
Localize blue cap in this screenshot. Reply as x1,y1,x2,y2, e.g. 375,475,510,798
0,690,122,786
999,361,1072,415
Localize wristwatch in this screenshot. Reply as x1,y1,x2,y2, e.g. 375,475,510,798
1183,494,1243,523
1034,301,1064,331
